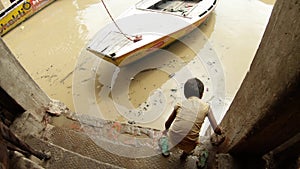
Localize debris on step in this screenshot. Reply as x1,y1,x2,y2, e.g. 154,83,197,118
46,99,70,116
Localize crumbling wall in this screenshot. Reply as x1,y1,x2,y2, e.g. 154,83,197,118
215,0,300,167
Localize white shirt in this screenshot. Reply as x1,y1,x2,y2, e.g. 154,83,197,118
169,96,210,146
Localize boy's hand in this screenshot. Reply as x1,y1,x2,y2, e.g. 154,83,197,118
214,126,222,135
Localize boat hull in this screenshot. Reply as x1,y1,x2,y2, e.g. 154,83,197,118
115,16,209,66
88,0,217,67
0,0,56,36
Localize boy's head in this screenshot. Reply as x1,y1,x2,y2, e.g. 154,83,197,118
184,78,204,99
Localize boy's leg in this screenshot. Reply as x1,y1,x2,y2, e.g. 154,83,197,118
181,149,198,161
159,133,170,157
180,151,190,160
178,138,197,161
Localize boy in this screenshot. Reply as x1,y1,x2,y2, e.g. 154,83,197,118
163,78,222,159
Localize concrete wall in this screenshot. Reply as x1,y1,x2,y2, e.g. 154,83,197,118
218,0,300,157
0,38,51,114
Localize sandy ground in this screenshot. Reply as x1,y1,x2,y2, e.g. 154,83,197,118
2,0,275,133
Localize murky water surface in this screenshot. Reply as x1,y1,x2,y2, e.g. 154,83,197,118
2,0,274,133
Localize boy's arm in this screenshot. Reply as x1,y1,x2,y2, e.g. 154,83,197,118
207,107,222,135
165,105,179,130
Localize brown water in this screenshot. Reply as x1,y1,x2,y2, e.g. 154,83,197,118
2,0,275,132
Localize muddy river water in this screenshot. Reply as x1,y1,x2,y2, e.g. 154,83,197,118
2,0,275,133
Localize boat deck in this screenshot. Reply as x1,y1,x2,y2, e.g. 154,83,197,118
137,0,200,17
88,30,164,60
93,31,132,58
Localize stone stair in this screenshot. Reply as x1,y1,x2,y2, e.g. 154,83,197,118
25,136,123,169
11,112,203,169
30,125,198,169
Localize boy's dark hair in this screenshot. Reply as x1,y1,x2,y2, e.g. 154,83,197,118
184,78,204,99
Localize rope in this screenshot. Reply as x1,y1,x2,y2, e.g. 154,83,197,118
101,0,135,42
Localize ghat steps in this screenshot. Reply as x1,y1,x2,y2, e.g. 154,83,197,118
10,112,205,169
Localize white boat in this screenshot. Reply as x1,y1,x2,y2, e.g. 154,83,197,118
87,0,218,66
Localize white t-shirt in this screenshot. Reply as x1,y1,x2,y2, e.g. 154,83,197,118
169,96,210,146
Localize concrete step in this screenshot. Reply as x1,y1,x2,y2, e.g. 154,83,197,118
45,114,199,169
9,151,45,169
25,135,125,169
